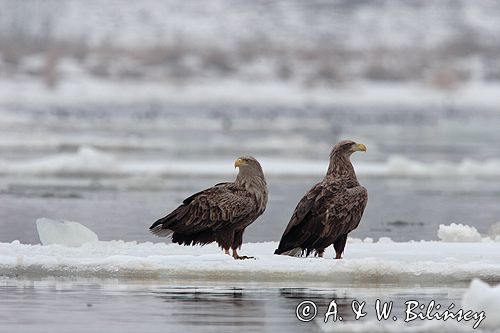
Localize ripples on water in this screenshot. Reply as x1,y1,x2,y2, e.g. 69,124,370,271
0,279,467,333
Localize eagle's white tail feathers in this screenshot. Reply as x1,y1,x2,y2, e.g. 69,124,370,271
282,247,302,257
150,225,173,237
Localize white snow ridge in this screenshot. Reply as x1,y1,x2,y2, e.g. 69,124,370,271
437,223,482,242
0,219,499,284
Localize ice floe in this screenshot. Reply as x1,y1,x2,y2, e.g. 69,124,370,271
36,218,99,247
462,279,500,330
438,223,483,243
319,278,500,332
2,147,500,178
0,220,499,283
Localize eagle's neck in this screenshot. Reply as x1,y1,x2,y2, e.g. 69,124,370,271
326,152,359,186
236,172,268,213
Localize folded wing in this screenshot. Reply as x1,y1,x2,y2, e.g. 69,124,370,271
150,183,255,238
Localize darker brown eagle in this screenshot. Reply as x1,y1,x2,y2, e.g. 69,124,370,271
275,140,368,259
150,156,268,259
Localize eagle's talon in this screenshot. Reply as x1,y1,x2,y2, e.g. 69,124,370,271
234,255,255,260
232,249,255,260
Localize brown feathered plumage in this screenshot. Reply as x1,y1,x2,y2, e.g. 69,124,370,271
275,140,368,259
150,156,267,259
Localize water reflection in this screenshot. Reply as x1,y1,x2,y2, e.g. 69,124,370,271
0,279,469,333
153,287,267,330
279,288,352,321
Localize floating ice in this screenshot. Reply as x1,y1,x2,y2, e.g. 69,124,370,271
0,220,498,282
437,223,482,242
377,237,394,243
1,235,500,283
462,279,500,329
488,222,500,238
36,218,99,247
2,148,500,178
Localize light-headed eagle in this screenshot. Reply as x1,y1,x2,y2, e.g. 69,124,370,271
275,140,368,259
150,156,268,259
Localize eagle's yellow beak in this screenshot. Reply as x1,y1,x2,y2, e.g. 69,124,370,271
354,143,367,152
234,158,245,168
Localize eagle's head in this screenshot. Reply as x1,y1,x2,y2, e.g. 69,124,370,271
235,155,261,170
234,155,267,210
332,140,367,157
327,140,367,180
234,156,265,180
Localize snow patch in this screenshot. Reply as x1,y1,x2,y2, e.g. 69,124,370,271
437,223,482,242
461,279,500,329
370,156,500,178
0,146,116,177
36,218,99,247
378,237,394,243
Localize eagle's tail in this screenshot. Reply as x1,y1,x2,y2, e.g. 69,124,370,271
149,204,189,237
149,208,181,237
149,217,174,237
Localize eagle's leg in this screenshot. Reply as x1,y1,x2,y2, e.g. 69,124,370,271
216,230,235,257
231,230,255,260
333,234,348,259
316,249,324,258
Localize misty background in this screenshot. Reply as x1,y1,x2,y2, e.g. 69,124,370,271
2,1,500,89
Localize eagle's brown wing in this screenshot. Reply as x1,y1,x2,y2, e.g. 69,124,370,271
275,180,367,255
274,182,324,254
282,183,324,236
316,185,368,241
150,182,255,237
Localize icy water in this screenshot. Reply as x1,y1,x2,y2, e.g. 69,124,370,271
2,175,500,245
1,104,499,332
1,104,500,244
0,278,467,333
